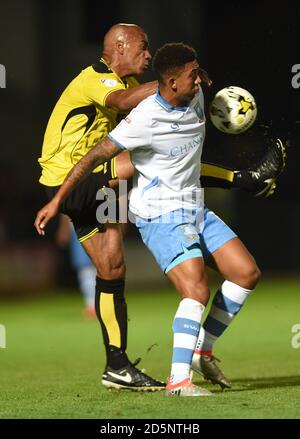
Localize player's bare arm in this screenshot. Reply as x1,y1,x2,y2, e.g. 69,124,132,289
34,137,122,235
106,81,158,111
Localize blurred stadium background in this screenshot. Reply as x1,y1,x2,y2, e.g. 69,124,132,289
0,0,299,419
0,0,299,296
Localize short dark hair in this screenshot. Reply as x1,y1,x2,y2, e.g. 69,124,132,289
152,42,198,83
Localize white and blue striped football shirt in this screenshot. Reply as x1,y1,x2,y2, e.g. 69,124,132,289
108,89,206,220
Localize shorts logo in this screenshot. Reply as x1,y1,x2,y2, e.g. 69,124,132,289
179,224,198,242
125,116,132,124
100,79,118,87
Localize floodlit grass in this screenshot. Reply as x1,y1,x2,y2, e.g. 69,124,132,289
0,279,300,419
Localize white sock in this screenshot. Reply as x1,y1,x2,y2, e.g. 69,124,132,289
170,298,205,384
194,280,252,356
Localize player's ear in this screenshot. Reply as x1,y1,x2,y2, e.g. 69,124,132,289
169,78,177,91
116,41,125,55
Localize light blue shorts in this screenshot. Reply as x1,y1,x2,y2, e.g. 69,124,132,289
135,207,237,274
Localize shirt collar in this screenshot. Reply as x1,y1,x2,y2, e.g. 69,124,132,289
155,91,189,112
99,57,127,85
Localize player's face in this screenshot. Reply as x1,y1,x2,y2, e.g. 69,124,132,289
174,60,201,103
122,30,152,76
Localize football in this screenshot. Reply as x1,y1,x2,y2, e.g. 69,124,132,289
209,86,257,134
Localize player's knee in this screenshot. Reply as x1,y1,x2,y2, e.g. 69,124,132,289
238,264,261,290
95,259,126,280
110,262,126,279
182,276,210,305
194,283,210,305
250,265,261,288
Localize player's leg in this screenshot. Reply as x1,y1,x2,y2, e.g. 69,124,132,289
81,224,127,364
136,214,213,396
166,259,213,397
81,225,164,391
85,155,133,366
208,236,261,288
59,170,128,362
192,209,260,388
198,237,260,354
52,171,164,391
166,257,210,386
66,164,128,367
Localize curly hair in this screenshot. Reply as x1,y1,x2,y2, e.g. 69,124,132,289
152,42,198,84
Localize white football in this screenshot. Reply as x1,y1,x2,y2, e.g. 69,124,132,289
209,86,257,134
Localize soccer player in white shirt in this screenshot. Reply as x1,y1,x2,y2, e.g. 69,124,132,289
35,43,261,396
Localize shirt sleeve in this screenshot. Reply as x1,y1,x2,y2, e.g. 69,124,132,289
108,106,152,151
83,73,126,106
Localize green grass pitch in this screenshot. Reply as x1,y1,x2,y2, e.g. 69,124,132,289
0,278,299,419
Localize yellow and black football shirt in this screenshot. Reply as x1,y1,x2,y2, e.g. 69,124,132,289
38,58,139,186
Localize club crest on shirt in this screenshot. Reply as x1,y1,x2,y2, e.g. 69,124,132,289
100,78,118,87
194,102,204,121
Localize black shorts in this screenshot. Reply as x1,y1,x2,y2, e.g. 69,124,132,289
45,172,118,242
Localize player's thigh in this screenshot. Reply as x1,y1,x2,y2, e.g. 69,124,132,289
207,237,260,289
167,257,210,305
82,224,125,279
200,208,260,289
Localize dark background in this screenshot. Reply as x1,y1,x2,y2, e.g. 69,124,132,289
0,0,299,293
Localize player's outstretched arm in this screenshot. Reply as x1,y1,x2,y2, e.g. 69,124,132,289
106,81,158,112
200,138,287,197
34,137,122,235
